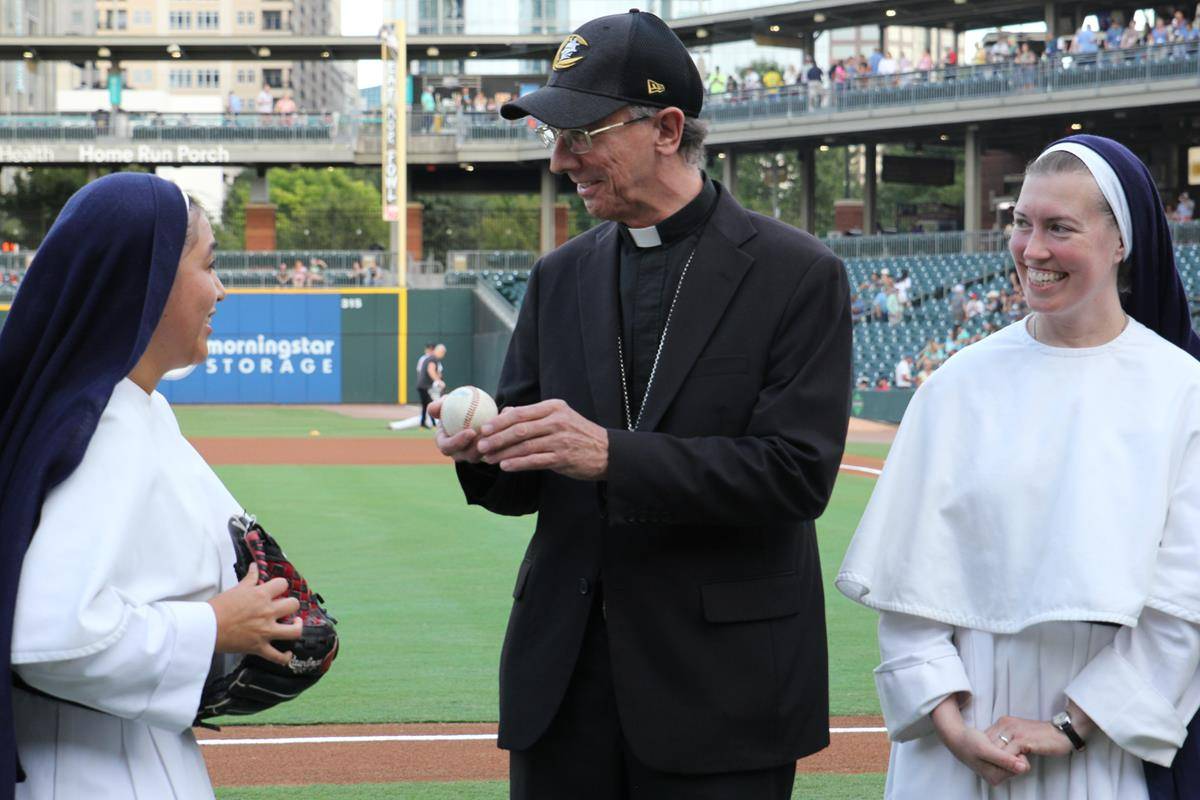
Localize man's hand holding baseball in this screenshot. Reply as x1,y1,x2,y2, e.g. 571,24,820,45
430,397,484,463
475,399,608,480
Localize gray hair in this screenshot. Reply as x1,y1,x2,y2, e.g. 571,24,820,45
628,105,709,167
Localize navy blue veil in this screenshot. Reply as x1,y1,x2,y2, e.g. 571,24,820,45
1052,134,1200,359
0,172,187,795
1043,136,1200,797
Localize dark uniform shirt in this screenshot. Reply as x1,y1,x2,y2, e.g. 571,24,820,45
617,174,720,426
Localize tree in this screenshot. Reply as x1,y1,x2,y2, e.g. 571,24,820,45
212,167,390,251
730,147,851,235
0,166,146,247
728,143,963,237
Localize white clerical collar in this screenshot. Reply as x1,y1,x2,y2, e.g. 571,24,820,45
627,225,662,248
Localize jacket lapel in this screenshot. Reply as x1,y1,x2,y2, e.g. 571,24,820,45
636,191,756,432
576,224,626,429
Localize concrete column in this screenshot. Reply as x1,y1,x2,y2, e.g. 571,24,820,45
1044,2,1057,38
798,146,816,234
863,142,877,236
722,151,738,197
540,163,556,255
964,126,981,237
250,168,269,203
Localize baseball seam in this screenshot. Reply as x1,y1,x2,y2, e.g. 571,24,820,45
462,388,480,432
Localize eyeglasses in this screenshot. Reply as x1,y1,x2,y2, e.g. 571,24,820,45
535,116,652,155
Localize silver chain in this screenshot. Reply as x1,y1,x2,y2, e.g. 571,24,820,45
617,246,697,432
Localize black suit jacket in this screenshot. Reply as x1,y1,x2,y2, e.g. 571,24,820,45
457,186,852,774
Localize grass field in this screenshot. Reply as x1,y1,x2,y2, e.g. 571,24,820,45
181,406,887,795
175,405,427,438
215,774,889,799
842,441,891,461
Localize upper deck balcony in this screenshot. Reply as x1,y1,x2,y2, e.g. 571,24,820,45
1,42,1198,167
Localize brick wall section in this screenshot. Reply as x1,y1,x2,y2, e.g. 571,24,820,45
244,204,276,251
555,203,569,248
407,202,423,261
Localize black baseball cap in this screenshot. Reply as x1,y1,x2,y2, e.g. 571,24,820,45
501,9,703,129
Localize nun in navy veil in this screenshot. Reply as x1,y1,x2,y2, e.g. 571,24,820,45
0,173,301,799
837,134,1200,799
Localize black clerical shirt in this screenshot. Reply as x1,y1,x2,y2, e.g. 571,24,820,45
617,175,720,427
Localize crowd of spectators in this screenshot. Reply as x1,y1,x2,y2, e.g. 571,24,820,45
273,257,384,288
856,270,1030,390
704,8,1200,106
850,268,914,326
415,86,513,117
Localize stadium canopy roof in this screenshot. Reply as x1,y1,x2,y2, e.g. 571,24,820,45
667,0,1085,48
0,1,1094,64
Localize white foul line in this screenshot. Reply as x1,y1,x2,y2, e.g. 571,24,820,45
839,464,882,476
198,728,886,747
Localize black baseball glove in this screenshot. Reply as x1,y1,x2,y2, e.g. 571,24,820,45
195,514,339,723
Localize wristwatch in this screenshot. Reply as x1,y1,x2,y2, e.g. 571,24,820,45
1052,710,1087,751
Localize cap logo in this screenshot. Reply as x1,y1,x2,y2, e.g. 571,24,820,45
647,79,666,95
553,34,589,70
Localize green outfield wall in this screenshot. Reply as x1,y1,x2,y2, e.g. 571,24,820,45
0,290,514,406
851,388,915,423
406,289,475,404
472,294,515,397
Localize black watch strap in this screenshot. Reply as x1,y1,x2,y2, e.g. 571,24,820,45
1053,711,1087,751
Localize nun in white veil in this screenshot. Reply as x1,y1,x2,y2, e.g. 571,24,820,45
837,135,1200,799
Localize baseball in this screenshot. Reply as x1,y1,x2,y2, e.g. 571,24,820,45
439,385,499,436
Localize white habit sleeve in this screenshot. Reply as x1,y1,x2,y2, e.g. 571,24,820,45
1067,427,1200,765
12,386,220,733
14,601,217,732
876,611,972,742
1066,608,1200,766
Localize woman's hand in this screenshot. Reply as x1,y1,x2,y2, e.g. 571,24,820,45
988,703,1094,761
986,717,1074,760
207,564,303,666
932,695,1030,786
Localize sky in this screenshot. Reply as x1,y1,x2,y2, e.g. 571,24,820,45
340,5,385,90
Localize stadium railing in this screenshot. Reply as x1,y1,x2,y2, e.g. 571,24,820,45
6,40,1196,148
445,250,537,272
212,250,397,287
394,40,1200,143
0,112,352,143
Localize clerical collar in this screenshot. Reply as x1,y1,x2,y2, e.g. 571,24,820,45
620,174,718,249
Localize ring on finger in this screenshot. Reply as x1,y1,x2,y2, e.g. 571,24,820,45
998,734,1011,746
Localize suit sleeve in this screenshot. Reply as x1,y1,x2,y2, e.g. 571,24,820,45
605,252,851,527
456,261,544,516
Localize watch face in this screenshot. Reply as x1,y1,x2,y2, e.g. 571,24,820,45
1052,711,1069,727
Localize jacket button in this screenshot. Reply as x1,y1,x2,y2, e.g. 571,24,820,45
578,578,590,595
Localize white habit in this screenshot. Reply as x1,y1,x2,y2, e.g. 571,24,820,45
11,378,240,800
837,318,1200,799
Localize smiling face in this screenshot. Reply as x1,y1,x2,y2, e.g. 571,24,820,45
149,213,224,370
1009,170,1125,328
548,107,662,225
